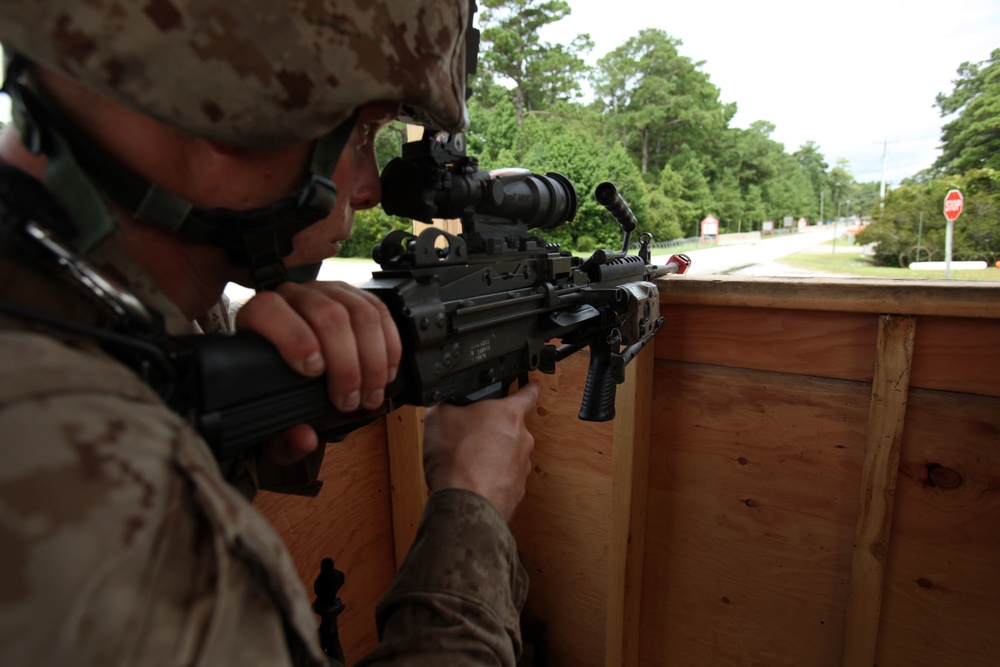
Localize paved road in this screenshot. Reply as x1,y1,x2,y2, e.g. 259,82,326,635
225,226,839,302
653,226,837,276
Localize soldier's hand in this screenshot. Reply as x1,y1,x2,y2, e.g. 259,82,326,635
423,382,541,521
235,280,402,464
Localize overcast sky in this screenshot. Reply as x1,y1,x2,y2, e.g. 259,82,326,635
536,0,1000,185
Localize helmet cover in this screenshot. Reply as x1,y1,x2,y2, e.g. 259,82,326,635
0,0,471,146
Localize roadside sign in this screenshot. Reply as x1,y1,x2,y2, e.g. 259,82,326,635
943,189,963,278
944,189,964,221
701,215,719,244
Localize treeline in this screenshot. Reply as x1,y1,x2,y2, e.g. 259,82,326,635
859,48,1000,267
342,0,871,257
345,1,997,263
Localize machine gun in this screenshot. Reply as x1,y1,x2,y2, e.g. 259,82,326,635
0,131,689,460
170,129,690,459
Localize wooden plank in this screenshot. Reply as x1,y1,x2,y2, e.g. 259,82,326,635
655,304,878,382
605,344,654,667
842,315,916,667
876,388,1000,666
910,315,1000,397
640,362,870,666
254,421,396,662
656,275,1000,319
510,353,615,667
385,405,427,568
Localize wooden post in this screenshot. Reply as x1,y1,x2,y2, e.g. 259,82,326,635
842,315,916,666
605,343,655,667
386,406,427,568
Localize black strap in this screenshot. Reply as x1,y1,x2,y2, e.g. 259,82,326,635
3,55,360,291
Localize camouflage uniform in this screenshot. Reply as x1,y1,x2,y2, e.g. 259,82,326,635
0,175,529,665
0,1,528,664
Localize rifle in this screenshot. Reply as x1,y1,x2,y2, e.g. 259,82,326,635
0,132,690,461
171,130,690,459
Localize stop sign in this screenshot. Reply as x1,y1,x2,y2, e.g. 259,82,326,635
943,189,964,221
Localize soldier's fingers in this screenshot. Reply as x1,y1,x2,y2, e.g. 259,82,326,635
235,289,324,376
263,424,319,466
307,281,401,410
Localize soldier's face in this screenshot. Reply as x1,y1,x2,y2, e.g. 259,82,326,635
285,102,398,266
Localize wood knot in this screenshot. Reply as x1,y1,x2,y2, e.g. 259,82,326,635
925,463,963,490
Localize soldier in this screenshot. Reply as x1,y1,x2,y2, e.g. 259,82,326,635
0,1,538,666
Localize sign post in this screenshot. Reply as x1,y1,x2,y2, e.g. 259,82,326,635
943,189,964,278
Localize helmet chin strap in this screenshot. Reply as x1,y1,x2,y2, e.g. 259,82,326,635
3,55,360,291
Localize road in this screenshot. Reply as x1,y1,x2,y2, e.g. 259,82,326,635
653,226,837,276
224,226,838,302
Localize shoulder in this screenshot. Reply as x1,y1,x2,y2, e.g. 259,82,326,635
0,330,321,666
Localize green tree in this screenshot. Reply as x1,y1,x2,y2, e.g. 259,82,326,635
794,140,828,218
934,48,1000,174
826,160,856,217
340,206,411,259
858,168,1000,266
479,0,592,128
591,29,733,175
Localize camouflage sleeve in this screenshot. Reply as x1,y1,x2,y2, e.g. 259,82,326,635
355,489,529,667
0,333,327,667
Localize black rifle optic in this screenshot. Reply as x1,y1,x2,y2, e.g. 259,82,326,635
0,131,691,461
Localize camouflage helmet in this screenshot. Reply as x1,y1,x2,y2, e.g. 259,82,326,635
0,0,472,146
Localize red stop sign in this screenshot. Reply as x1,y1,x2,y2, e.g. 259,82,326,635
943,189,964,221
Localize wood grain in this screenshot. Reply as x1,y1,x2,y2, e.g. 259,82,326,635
640,361,870,666
656,275,1000,319
875,387,1000,666
842,315,916,667
910,315,1000,397
254,421,396,663
385,405,427,567
605,344,654,667
655,303,878,382
510,353,616,667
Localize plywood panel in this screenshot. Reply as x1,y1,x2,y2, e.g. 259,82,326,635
255,421,396,663
606,344,655,667
655,304,878,382
510,350,615,667
656,275,1000,319
874,388,1000,666
910,316,1000,397
640,361,870,666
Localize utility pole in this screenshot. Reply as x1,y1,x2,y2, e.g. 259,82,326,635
876,139,899,209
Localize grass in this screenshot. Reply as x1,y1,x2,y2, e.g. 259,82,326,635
778,241,1000,282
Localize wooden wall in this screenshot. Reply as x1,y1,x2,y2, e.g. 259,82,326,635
258,275,1000,667
637,276,1000,667
254,420,396,663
